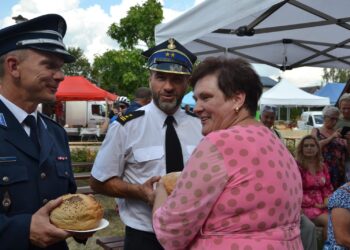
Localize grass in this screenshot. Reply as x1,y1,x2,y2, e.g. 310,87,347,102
67,194,125,250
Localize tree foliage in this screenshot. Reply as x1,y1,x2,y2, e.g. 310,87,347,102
90,0,165,96
322,68,350,83
91,49,149,97
107,0,163,49
62,47,91,77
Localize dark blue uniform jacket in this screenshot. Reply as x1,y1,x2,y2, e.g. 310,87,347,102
0,100,77,250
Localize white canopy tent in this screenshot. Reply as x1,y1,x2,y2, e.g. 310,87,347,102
156,0,350,70
260,79,330,120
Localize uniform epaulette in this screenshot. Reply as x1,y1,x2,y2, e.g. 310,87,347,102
185,110,198,118
117,110,145,125
39,113,63,128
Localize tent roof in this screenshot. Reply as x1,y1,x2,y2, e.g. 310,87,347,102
260,76,277,87
314,83,345,105
260,79,330,106
155,0,350,70
56,76,117,101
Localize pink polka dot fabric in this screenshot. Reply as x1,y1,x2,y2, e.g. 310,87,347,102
153,124,303,249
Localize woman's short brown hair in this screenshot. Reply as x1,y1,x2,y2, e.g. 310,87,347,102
190,57,262,115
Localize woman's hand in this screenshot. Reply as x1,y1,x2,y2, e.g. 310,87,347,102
332,129,342,139
152,180,169,215
315,203,326,209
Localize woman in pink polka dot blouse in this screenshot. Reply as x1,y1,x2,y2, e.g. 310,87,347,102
152,57,303,250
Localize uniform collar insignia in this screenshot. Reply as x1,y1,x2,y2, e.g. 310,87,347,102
0,113,7,127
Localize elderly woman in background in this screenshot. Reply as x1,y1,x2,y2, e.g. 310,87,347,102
152,57,303,250
296,135,333,240
323,182,350,249
260,105,282,139
311,106,347,189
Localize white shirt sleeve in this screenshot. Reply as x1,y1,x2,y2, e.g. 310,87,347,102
91,122,127,181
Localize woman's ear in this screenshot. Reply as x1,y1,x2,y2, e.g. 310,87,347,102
233,91,246,109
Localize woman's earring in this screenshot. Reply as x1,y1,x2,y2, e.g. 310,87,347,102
235,107,240,113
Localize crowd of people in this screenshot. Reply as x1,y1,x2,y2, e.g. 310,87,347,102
1,13,350,250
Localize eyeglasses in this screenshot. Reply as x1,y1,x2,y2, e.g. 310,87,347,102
303,144,316,148
326,116,339,122
119,105,127,109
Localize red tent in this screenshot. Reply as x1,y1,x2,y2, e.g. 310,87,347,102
56,76,117,101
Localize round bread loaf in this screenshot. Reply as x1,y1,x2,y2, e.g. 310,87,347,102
50,194,103,230
162,171,182,194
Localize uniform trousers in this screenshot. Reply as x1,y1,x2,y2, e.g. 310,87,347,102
124,226,164,250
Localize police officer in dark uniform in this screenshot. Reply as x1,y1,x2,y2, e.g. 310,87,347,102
0,14,78,249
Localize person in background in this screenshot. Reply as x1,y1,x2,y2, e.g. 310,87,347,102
100,96,130,134
311,106,347,189
261,107,318,250
336,93,350,128
296,135,333,240
90,38,203,250
260,105,281,138
109,96,130,123
152,57,303,249
124,87,152,115
336,93,350,182
323,182,350,249
0,14,82,249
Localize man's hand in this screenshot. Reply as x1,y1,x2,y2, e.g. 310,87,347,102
30,197,71,248
139,176,161,206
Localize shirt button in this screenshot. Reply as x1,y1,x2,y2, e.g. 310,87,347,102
43,199,48,204
64,171,69,177
2,176,9,183
40,172,46,179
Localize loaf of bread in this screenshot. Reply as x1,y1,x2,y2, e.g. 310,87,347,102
50,194,103,231
162,171,182,194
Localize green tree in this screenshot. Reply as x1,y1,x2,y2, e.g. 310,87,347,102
91,49,149,97
63,47,91,77
107,0,163,49
322,68,350,83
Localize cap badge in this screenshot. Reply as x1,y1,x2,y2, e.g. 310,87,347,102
167,38,176,50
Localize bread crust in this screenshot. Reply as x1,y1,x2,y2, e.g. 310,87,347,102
162,171,181,194
50,194,103,230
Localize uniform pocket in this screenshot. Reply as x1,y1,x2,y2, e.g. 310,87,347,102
0,161,28,186
55,161,72,179
133,146,164,163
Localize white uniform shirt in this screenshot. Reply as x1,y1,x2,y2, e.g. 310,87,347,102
92,101,203,232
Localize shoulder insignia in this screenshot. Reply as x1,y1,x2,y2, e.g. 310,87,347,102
0,113,7,127
117,110,145,126
185,110,198,118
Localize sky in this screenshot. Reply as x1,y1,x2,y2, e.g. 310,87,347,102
0,0,325,87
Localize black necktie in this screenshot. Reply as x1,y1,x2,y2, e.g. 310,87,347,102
23,115,40,151
165,116,184,173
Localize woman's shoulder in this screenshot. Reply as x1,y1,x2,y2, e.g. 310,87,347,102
206,124,268,139
328,183,350,208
